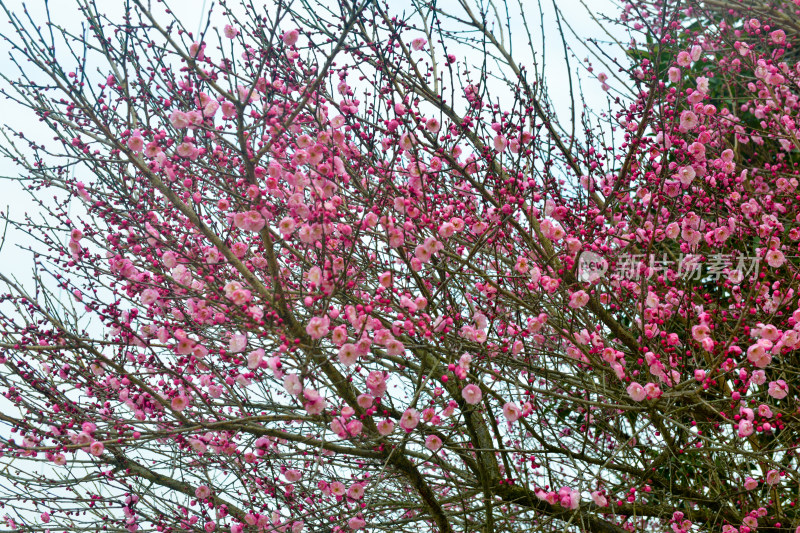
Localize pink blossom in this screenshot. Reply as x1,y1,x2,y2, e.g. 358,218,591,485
677,51,692,66
400,408,420,431
247,348,264,370
284,374,302,396
502,402,521,422
348,516,366,530
347,483,365,500
306,316,330,339
303,388,327,415
770,29,786,44
766,249,785,268
765,469,781,485
127,134,144,152
169,110,191,129
737,419,753,438
366,371,387,396
768,380,788,399
282,29,300,45
229,334,247,353
223,25,239,38
330,481,346,497
195,485,211,499
559,487,580,509
385,338,405,356
591,491,608,507
233,210,266,232
377,418,395,435
461,384,482,405
89,441,105,456
411,38,427,51
679,110,698,131
171,395,190,411
425,434,443,451
337,343,359,366
626,382,647,402
568,290,590,308
747,342,772,368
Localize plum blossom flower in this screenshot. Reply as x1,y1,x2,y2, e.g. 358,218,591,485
591,491,608,507
366,371,387,396
247,348,264,370
738,419,754,438
425,434,443,451
400,408,420,431
503,402,522,422
229,334,247,353
127,133,145,152
766,249,785,268
768,380,788,399
223,25,239,38
568,290,590,308
377,418,395,435
170,110,191,129
627,382,647,402
195,485,211,499
411,38,427,50
770,29,786,44
347,483,365,500
233,210,266,232
348,516,366,530
330,481,346,498
140,288,159,306
747,342,772,368
282,29,300,45
461,384,482,405
765,469,781,485
89,441,105,456
559,487,580,509
171,395,190,411
679,110,699,131
677,51,692,67
284,374,302,396
303,388,327,415
306,316,330,339
337,344,359,367
357,394,374,409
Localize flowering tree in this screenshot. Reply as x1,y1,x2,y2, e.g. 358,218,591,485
2,0,800,531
